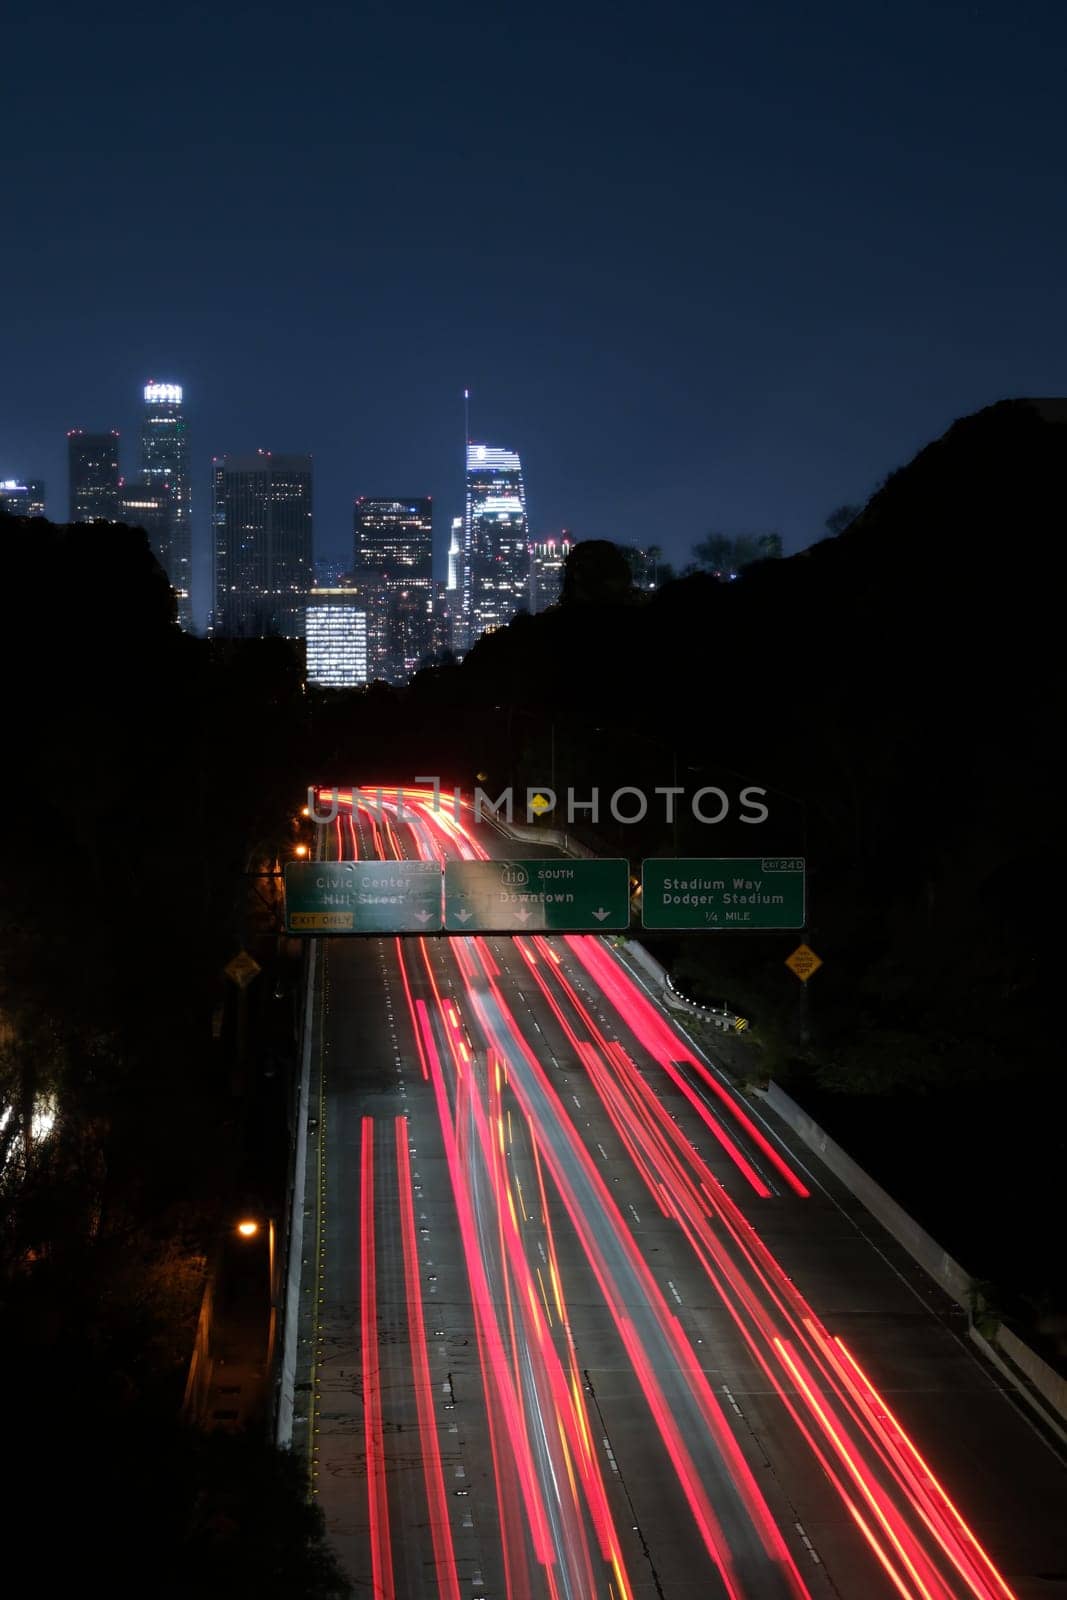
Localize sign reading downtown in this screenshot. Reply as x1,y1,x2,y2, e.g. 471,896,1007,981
284,860,443,933
444,859,629,933
641,857,806,930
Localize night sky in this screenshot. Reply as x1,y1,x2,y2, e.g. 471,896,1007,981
3,0,1066,627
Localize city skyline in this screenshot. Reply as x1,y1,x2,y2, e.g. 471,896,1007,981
9,365,1063,635
7,3,1067,639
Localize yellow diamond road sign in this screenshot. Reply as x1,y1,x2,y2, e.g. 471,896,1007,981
224,950,262,989
529,792,553,814
785,943,822,982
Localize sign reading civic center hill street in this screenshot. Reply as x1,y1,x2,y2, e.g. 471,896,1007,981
284,860,443,933
641,858,806,930
444,858,629,933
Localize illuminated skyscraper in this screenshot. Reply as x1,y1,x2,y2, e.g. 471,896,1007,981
305,589,368,686
464,442,529,646
352,497,433,682
212,451,313,637
446,515,463,593
68,430,120,522
0,479,45,518
353,497,432,584
529,533,573,612
429,581,455,660
140,382,192,629
118,475,173,575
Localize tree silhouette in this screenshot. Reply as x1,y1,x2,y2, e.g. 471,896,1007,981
691,530,782,572
560,539,635,605
824,503,863,538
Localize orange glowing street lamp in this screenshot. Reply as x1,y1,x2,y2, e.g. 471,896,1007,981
294,843,309,857
234,1216,278,1367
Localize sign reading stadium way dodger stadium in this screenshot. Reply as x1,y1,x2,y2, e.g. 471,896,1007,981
284,860,443,933
444,858,629,932
641,858,806,930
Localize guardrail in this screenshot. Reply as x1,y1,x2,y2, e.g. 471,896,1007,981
755,1079,1067,1440
275,833,323,1447
613,937,749,1032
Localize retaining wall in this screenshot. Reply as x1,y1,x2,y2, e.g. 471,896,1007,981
755,1079,1067,1433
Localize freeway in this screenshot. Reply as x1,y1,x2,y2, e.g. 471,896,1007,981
291,787,1067,1600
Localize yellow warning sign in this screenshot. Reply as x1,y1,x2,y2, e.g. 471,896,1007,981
784,944,822,982
224,950,262,989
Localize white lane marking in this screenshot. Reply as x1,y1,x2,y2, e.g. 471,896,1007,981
721,1384,744,1417
666,1280,683,1305
795,1521,822,1564
602,1437,620,1475
628,1204,641,1224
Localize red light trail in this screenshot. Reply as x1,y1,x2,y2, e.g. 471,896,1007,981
394,1116,463,1600
360,1116,394,1600
328,788,1020,1600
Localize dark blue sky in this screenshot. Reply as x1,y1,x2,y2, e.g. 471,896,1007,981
3,0,1065,626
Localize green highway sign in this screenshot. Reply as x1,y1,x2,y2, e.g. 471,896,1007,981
641,857,806,930
284,860,443,934
444,858,630,932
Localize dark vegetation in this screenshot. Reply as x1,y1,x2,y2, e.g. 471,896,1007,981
0,515,346,1594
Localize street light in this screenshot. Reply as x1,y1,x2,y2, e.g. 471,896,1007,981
235,1215,279,1375
294,843,309,858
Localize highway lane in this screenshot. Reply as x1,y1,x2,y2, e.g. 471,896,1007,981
292,788,1067,1600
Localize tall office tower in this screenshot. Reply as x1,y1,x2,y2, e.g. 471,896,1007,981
117,475,173,574
212,451,313,638
352,497,433,683
430,581,455,659
68,430,120,522
140,382,192,629
465,442,529,645
305,588,368,686
389,584,438,678
0,480,28,516
0,478,45,518
529,533,573,612
446,516,463,592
